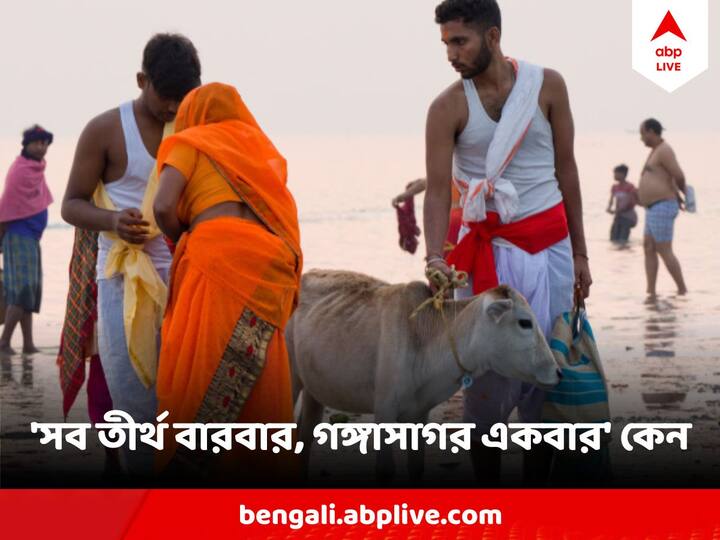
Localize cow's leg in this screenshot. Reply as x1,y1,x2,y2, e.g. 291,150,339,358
291,370,303,422
298,390,324,479
406,413,428,481
284,325,303,412
373,303,411,482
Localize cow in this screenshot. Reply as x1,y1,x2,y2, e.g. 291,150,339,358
287,269,560,480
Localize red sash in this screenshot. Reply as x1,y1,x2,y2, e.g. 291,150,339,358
447,202,569,294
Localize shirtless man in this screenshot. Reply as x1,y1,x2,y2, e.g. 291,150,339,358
424,0,591,485
61,34,201,475
638,118,687,297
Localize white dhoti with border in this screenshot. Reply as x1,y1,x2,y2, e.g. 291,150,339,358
455,236,575,437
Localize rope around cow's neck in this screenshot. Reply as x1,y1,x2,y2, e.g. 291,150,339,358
410,266,475,389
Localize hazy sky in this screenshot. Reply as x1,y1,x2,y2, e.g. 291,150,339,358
1,0,717,138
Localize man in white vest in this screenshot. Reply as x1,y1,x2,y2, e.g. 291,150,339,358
61,34,201,475
423,0,592,484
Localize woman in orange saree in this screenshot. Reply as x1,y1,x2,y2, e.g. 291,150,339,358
153,83,302,481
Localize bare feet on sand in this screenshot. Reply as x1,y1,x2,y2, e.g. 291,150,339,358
22,345,41,355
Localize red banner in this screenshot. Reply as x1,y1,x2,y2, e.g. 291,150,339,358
1,489,719,539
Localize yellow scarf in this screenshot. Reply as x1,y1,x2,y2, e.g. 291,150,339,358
93,122,173,388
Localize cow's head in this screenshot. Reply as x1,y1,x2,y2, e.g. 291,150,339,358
468,286,560,388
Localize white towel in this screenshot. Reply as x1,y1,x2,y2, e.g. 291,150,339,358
684,185,696,213
454,60,544,225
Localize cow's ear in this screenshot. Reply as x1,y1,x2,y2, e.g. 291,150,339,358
484,298,514,323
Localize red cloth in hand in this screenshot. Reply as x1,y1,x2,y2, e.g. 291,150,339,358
396,197,421,254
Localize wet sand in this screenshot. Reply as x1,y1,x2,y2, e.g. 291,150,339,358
1,133,719,486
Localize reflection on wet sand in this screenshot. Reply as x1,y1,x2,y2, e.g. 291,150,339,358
1,355,11,383
644,299,677,357
1,354,43,442
641,298,687,410
600,276,720,485
2,355,34,387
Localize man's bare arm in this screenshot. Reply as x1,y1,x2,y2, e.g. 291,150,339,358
659,145,686,193
61,115,149,244
546,69,592,297
392,178,427,207
424,96,456,267
61,116,116,231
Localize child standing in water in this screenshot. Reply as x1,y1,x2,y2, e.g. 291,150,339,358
607,164,638,244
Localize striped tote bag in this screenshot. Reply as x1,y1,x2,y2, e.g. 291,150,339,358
542,293,612,484
542,295,610,423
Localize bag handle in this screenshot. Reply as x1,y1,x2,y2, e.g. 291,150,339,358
571,285,585,339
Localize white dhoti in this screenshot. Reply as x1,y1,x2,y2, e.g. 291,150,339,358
455,236,575,436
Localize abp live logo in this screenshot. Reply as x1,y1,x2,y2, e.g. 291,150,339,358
632,0,708,92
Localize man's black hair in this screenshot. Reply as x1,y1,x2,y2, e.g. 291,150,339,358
142,33,201,101
642,118,663,136
22,124,53,147
435,0,502,33
614,164,629,177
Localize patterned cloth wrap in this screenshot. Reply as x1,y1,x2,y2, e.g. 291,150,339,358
644,199,679,243
57,228,113,421
2,233,42,313
542,307,610,424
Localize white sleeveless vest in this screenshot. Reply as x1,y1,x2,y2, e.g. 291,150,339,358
97,101,172,278
453,76,563,222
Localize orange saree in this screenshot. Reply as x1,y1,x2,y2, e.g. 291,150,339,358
154,83,302,478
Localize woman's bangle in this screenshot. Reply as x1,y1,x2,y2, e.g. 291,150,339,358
573,252,589,261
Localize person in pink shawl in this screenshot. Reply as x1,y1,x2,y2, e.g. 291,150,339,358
0,125,54,355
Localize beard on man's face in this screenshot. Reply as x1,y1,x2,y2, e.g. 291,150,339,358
461,44,492,80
